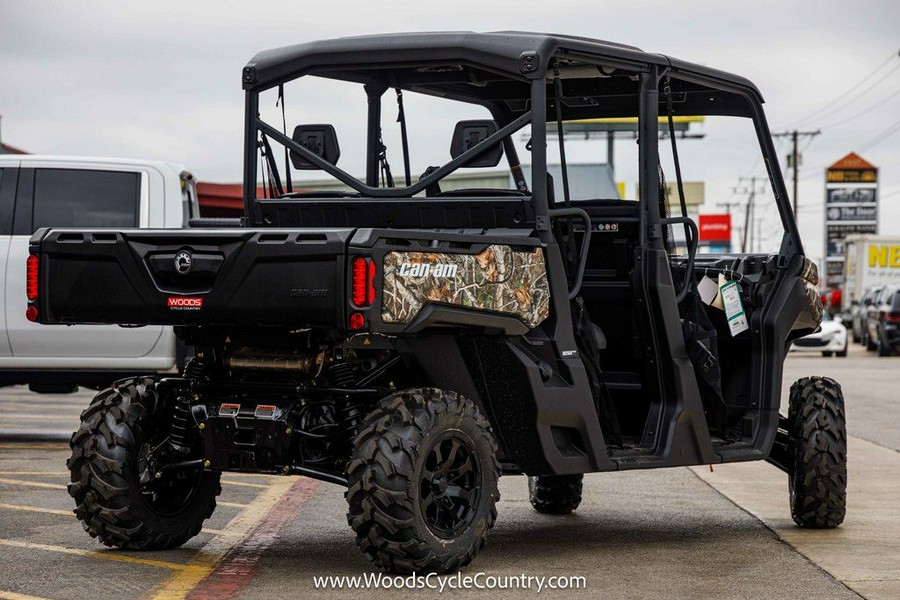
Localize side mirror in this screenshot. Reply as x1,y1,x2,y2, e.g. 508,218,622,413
290,124,340,170
450,120,503,168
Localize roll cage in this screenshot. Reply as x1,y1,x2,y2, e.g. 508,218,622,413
239,31,802,259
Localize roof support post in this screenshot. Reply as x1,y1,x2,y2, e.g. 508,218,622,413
530,78,549,234
242,90,259,225
365,82,388,187
638,67,660,249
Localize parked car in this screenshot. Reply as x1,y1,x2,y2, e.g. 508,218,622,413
851,285,882,344
791,317,848,357
0,155,199,392
865,285,900,357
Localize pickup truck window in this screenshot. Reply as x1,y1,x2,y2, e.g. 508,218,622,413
0,168,14,235
32,169,140,229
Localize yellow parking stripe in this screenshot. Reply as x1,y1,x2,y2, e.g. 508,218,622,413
0,539,194,572
0,478,66,490
0,503,71,517
0,590,52,600
150,478,296,599
217,501,249,509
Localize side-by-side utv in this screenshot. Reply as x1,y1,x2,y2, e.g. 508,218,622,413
28,32,845,573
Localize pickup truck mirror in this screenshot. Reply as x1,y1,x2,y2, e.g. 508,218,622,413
290,124,341,170
449,120,503,167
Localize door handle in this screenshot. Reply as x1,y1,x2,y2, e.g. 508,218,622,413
549,207,592,300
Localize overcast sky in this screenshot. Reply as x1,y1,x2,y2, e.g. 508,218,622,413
1,0,899,260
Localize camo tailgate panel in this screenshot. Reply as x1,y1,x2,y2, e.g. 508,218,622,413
381,245,550,329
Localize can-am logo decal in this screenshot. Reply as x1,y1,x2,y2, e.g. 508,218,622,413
174,250,193,275
167,296,203,310
397,262,458,278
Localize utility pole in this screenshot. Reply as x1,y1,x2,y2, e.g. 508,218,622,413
734,177,767,253
772,130,821,221
717,199,742,253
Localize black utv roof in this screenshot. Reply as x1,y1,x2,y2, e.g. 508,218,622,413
241,31,763,103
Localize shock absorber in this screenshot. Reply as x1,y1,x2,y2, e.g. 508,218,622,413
329,361,355,388
169,356,205,453
168,394,194,453
329,361,363,453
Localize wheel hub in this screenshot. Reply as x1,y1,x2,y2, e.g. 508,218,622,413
419,433,481,539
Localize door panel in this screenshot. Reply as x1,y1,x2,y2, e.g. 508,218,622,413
0,166,16,357
5,166,168,362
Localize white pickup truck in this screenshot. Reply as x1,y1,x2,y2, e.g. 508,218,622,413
0,155,199,392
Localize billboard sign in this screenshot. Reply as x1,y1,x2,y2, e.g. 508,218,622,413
698,214,731,243
824,153,878,289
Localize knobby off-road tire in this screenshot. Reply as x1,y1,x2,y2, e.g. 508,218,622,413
67,376,221,549
788,376,847,529
346,388,500,573
528,474,583,514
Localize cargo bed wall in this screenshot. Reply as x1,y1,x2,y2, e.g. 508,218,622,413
30,228,352,328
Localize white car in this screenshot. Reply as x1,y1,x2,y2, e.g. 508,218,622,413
791,319,848,357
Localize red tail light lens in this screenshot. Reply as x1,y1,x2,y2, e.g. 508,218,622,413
26,255,39,301
349,312,365,330
886,312,900,323
351,257,368,306
367,259,376,305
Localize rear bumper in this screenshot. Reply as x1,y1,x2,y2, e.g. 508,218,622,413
791,331,847,353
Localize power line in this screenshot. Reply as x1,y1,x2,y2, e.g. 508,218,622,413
817,84,900,129
788,50,900,127
858,116,900,152
796,63,900,127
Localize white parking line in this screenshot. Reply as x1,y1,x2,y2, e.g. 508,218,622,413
0,478,66,490
0,503,71,517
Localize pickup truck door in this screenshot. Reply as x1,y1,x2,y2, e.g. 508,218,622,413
0,165,17,357
5,165,169,365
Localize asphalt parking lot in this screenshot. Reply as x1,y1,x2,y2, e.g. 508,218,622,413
0,345,897,599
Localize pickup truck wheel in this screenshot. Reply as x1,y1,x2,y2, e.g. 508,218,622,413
528,474,583,514
67,376,220,549
865,333,878,351
787,377,846,529
345,388,500,574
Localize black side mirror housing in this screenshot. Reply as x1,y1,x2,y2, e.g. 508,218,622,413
290,124,341,170
449,120,503,168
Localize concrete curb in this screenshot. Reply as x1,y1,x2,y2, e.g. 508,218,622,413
0,430,70,442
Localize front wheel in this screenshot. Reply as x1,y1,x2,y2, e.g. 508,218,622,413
67,377,220,549
787,377,847,529
346,388,500,573
528,474,583,514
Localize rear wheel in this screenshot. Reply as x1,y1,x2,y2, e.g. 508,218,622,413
787,377,846,529
346,388,499,573
528,474,583,514
878,334,892,357
866,333,878,351
67,376,220,549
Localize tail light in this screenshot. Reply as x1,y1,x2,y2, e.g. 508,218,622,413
885,311,900,323
350,257,377,307
26,255,39,301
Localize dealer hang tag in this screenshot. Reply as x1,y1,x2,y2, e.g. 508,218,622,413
720,280,749,336
697,276,719,305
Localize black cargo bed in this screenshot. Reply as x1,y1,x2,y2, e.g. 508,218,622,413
30,228,352,328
